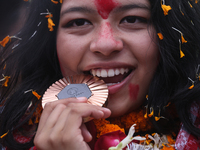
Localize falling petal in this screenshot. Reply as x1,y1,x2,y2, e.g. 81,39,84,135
157,33,164,40
3,63,6,70
0,130,9,139
144,113,148,119
48,18,55,31
51,0,58,4
189,84,194,89
32,90,41,100
148,110,154,117
155,117,160,121
161,4,172,16
2,76,10,87
0,36,10,47
180,50,185,58
181,35,187,43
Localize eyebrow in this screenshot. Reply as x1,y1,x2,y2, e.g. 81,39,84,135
112,3,150,13
60,6,96,16
60,3,150,17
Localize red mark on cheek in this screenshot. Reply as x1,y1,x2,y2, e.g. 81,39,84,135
94,0,119,19
129,84,139,101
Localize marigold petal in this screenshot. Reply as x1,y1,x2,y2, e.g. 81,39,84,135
181,35,187,43
0,130,9,139
155,116,160,121
189,84,194,89
2,76,10,87
180,50,185,58
148,110,154,117
0,36,10,47
157,33,163,40
161,4,172,16
51,0,59,4
48,18,55,31
32,90,41,100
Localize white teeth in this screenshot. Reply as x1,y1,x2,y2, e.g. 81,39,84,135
106,82,120,86
96,70,101,77
108,69,115,77
90,68,130,78
115,69,120,75
101,69,107,77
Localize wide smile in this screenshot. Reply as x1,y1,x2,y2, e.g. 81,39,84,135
84,67,135,94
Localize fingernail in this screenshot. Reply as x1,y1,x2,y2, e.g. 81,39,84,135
76,97,87,101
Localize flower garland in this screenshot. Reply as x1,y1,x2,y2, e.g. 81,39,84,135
93,107,153,139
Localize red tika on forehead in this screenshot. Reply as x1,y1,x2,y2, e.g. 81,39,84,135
94,0,119,19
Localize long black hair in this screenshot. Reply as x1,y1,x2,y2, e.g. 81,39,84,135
1,0,200,149
0,0,61,149
148,0,200,136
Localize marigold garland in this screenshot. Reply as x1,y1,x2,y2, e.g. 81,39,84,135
93,107,153,139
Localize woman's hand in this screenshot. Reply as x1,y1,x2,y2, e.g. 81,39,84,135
34,97,111,150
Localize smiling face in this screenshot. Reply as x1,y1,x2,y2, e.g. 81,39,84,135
56,0,159,117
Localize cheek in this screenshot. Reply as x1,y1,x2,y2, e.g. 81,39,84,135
128,84,139,101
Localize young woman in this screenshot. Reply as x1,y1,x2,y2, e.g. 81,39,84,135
1,0,200,149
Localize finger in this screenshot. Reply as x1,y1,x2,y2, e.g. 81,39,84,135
80,123,92,143
63,103,110,135
38,97,87,134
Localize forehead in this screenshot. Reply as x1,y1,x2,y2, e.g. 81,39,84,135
61,0,150,15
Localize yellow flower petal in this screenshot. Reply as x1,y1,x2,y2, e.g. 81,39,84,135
161,4,172,16
180,50,185,58
155,116,160,121
48,18,55,31
144,113,148,119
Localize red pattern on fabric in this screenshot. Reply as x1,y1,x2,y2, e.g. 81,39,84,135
175,101,200,150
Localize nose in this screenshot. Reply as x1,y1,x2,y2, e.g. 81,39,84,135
90,22,123,56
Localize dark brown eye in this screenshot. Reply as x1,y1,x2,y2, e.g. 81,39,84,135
65,19,91,28
120,16,147,24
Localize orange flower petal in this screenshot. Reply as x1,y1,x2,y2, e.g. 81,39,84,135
32,90,41,100
155,116,160,121
181,35,187,43
2,76,10,87
51,0,59,4
0,130,9,139
60,0,62,3
189,84,194,89
144,113,148,119
161,4,172,16
157,33,163,40
48,18,55,31
3,63,6,70
148,110,154,117
180,50,185,58
0,36,10,47
45,14,53,18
